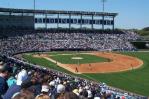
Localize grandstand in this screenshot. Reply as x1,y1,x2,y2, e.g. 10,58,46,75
0,8,141,56
0,31,141,56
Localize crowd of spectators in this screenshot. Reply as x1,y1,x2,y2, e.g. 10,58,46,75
0,31,141,56
0,31,146,99
0,55,147,99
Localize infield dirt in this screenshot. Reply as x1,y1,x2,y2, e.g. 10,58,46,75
33,52,143,74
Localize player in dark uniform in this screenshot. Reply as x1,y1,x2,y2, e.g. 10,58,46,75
75,67,78,73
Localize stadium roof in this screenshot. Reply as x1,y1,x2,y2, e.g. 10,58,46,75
0,8,118,17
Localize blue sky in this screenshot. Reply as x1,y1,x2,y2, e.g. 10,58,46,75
0,0,148,29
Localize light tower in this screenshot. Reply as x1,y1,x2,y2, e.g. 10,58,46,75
34,0,35,11
101,0,107,12
101,0,107,30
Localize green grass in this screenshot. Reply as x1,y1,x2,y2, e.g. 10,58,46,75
23,54,73,74
50,54,108,64
84,52,149,96
142,35,149,40
22,54,93,79
136,30,149,36
23,52,149,96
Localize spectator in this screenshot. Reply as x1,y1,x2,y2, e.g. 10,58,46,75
12,89,35,99
0,65,13,99
35,94,50,99
3,69,28,99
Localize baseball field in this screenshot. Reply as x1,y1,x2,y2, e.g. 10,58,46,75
22,51,149,96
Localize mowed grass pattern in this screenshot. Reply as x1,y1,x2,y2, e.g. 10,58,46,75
23,52,149,96
50,54,108,64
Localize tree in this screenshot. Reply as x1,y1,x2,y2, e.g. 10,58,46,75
142,27,149,31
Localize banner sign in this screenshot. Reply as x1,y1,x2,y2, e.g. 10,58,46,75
35,18,113,25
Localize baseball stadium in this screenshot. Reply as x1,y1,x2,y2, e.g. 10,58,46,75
0,0,149,99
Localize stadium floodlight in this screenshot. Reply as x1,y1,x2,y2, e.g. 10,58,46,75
34,0,36,10
101,0,107,12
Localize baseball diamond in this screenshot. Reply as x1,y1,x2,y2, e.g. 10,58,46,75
32,52,143,74
22,51,149,96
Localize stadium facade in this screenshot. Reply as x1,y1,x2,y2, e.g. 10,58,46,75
0,8,117,31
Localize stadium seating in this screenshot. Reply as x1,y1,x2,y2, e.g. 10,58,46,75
0,31,147,99
0,31,141,56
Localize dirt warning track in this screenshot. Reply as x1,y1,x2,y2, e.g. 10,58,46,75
33,52,143,74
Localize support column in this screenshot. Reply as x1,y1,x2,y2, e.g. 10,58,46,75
45,13,47,30
22,12,24,30
91,15,94,30
33,0,35,30
102,15,104,30
9,12,11,16
69,14,71,29
57,14,59,28
112,16,115,31
9,12,12,31
80,14,83,29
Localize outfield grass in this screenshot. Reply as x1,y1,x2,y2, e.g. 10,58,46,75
23,52,149,96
